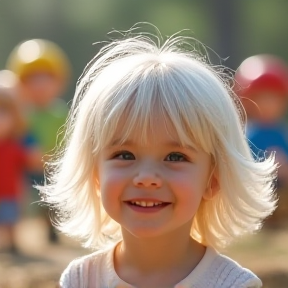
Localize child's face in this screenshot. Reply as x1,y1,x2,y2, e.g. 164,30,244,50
20,72,63,107
97,118,214,239
252,91,287,123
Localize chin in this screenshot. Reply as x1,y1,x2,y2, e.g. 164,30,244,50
123,225,171,240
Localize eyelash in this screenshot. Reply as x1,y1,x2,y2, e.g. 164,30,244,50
112,150,135,160
111,151,188,162
165,152,188,162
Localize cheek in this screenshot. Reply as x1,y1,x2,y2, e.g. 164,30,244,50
99,166,127,204
168,167,208,191
167,168,208,205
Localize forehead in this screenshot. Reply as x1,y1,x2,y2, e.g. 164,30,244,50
112,116,176,143
105,109,200,152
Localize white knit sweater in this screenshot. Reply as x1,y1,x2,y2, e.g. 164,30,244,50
60,245,262,288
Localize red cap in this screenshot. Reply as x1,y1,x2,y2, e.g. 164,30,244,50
235,54,288,98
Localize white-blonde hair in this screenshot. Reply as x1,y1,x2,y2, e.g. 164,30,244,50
38,26,277,250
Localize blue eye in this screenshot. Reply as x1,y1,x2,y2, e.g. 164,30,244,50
113,151,135,160
165,152,187,162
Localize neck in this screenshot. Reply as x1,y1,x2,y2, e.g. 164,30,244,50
115,223,205,273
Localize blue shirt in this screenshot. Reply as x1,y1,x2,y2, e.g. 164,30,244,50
247,121,288,159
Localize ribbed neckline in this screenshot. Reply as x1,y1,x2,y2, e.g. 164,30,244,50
176,246,218,286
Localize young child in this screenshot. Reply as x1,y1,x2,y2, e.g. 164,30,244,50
6,38,71,242
0,70,42,253
38,28,277,287
235,54,288,227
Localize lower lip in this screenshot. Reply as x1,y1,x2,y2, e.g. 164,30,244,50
125,202,170,213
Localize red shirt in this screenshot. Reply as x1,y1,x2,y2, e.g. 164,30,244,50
0,140,28,200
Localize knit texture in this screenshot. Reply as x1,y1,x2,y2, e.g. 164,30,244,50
59,245,262,288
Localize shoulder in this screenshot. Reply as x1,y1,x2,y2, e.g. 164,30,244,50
204,247,262,288
59,247,113,288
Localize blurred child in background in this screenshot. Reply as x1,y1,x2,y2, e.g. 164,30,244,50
0,70,42,253
235,54,288,227
6,39,71,242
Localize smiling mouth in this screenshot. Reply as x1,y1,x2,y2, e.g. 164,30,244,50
126,201,170,208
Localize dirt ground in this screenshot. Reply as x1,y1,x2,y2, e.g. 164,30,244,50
0,217,287,288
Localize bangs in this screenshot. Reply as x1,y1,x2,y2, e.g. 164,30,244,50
93,62,216,155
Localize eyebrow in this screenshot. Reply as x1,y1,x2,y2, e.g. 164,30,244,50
108,139,197,152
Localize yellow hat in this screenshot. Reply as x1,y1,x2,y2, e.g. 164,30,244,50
6,39,71,82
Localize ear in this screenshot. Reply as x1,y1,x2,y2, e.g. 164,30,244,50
203,168,220,201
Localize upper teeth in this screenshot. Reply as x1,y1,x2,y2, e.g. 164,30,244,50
131,201,163,207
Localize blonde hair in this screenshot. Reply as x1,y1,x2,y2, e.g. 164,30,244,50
38,27,277,250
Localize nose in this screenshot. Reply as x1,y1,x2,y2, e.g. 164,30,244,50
133,164,162,188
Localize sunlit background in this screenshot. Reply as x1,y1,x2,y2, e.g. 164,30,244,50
1,0,288,98
0,1,288,287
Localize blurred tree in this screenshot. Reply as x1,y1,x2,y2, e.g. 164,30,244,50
0,0,288,102
206,0,240,69
238,1,288,62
